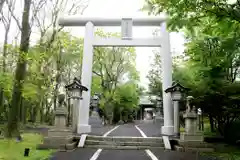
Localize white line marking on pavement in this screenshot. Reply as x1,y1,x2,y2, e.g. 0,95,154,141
78,134,87,148
103,125,120,137
162,136,171,150
89,125,120,160
90,149,102,160
135,125,147,138
145,150,158,160
135,125,159,160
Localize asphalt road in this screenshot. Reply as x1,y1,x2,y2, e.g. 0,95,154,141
95,124,151,160
97,150,151,160
51,123,219,160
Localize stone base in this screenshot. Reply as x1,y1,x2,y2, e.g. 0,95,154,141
161,125,174,136
77,124,91,134
178,140,214,148
47,128,72,137
176,140,215,152
37,128,73,149
180,132,204,141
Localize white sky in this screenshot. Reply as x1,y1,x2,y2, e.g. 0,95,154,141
0,0,185,89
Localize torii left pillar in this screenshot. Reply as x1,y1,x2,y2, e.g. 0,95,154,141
77,22,94,134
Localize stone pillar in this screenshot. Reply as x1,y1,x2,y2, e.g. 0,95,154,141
54,107,68,128
165,82,189,137
173,101,180,137
155,97,163,123
161,21,174,136
180,96,203,141
54,94,67,128
71,91,82,133
79,21,94,134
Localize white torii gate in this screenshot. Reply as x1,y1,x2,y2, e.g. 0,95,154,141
58,16,174,136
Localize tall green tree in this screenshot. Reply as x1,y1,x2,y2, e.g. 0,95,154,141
144,0,240,140
7,0,32,137
91,30,140,124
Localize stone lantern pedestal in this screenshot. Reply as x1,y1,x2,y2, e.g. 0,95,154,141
47,107,72,137
54,107,68,128
180,96,203,141
37,94,72,149
180,112,203,141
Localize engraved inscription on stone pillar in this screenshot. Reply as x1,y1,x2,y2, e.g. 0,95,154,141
121,18,133,40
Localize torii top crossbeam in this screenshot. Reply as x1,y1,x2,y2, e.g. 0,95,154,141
58,16,166,26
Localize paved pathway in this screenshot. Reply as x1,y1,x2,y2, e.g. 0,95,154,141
96,124,150,160
135,120,164,137
51,122,219,160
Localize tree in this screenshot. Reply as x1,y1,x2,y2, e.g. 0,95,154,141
7,0,32,137
144,0,240,141
143,0,240,31
0,0,15,117
3,0,89,137
113,82,140,123
147,50,162,95
92,30,140,124
0,0,5,12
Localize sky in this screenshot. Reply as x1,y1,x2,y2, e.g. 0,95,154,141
0,0,185,89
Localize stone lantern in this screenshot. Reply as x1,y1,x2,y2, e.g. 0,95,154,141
165,82,189,137
180,96,204,141
65,77,88,133
91,94,100,116
91,94,100,109
38,93,73,149
89,93,102,127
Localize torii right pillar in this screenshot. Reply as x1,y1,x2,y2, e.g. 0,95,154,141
161,21,174,136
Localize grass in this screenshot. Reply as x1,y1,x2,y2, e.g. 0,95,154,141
201,145,240,160
0,133,54,160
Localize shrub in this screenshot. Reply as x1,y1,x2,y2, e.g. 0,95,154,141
224,120,240,144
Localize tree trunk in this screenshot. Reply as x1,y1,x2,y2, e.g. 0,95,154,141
0,0,5,12
67,91,71,126
40,99,44,123
7,0,31,137
32,106,37,123
19,96,23,122
0,22,10,116
53,47,63,110
22,99,27,124
209,114,215,132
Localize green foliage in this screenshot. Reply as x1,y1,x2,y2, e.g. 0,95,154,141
111,83,140,123
0,28,140,125
225,120,240,144
145,0,240,143
90,30,140,123
143,0,240,31
147,50,162,95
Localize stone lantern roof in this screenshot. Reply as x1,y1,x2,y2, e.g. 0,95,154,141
165,81,189,93
65,77,88,91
